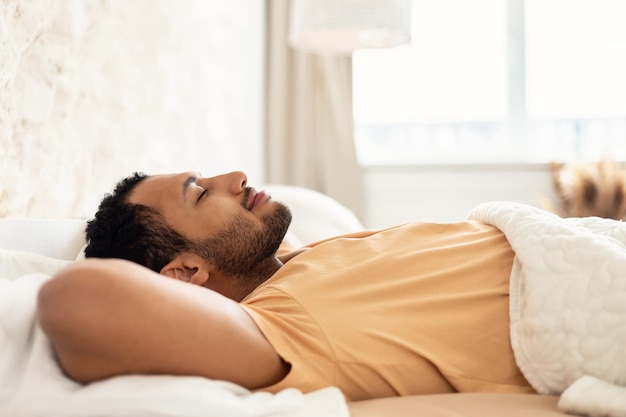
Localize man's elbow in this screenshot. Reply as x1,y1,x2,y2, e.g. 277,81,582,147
38,261,98,341
37,260,119,384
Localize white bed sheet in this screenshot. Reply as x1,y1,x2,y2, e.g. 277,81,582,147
0,250,349,417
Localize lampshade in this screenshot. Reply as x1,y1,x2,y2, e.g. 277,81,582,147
288,0,411,55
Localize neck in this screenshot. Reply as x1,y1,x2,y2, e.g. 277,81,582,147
208,256,283,302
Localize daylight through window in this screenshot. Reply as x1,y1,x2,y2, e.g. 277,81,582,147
352,0,626,165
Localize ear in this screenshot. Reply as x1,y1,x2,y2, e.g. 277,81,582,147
160,252,210,286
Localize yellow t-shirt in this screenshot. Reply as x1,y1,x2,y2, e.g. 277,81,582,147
241,221,534,401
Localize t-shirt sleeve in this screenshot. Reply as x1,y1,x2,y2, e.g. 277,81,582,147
241,287,337,394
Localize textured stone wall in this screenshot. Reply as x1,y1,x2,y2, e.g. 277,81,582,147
0,0,263,218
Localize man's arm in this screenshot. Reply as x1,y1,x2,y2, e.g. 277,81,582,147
37,258,289,389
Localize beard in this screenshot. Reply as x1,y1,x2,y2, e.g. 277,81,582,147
190,202,292,285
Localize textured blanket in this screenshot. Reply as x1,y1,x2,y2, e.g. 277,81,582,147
468,202,626,417
0,273,349,417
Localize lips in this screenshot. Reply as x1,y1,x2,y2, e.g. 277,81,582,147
248,189,268,210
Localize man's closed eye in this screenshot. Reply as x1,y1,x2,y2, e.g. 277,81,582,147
197,188,207,202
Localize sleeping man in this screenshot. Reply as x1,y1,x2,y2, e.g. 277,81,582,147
37,170,626,401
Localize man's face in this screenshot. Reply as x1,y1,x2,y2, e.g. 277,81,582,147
128,171,292,276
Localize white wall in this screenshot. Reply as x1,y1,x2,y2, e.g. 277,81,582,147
363,163,556,228
0,0,265,218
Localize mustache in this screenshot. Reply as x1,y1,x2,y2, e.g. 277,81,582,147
240,187,252,209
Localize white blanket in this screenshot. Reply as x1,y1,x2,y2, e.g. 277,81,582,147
468,202,626,417
0,273,349,417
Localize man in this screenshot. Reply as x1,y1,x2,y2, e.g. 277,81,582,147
37,170,536,401
82,171,294,302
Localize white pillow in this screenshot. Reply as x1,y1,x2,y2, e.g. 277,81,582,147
262,184,364,245
0,248,73,281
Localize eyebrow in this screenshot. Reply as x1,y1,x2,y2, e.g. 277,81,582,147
182,175,198,201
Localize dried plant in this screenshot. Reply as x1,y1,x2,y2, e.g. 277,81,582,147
551,159,626,220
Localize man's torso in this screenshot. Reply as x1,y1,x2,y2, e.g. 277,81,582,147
241,220,534,400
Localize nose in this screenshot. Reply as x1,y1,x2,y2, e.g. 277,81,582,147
227,171,247,194
212,171,247,194
199,171,247,194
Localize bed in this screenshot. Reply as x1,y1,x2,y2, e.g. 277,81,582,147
0,185,619,417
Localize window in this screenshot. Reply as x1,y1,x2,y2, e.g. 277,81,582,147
353,0,626,165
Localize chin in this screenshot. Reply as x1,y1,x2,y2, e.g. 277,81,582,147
268,202,292,239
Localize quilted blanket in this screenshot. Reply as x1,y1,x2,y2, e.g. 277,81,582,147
0,273,349,417
468,202,626,417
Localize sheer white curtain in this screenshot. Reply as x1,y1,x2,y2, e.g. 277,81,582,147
266,0,364,220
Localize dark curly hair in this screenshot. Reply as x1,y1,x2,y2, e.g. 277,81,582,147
84,172,195,272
